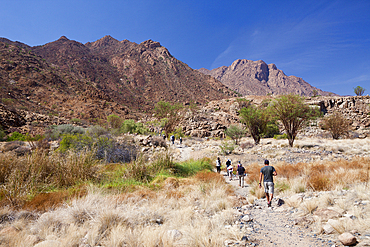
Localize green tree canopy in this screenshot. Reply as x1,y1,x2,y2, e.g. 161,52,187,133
354,86,366,96
239,105,269,144
154,101,184,136
269,94,320,147
224,124,246,145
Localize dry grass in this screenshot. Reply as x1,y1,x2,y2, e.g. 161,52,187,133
0,150,98,208
0,172,239,246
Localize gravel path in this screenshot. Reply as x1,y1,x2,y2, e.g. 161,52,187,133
224,173,337,247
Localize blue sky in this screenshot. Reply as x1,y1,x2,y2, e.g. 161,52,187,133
1,0,369,96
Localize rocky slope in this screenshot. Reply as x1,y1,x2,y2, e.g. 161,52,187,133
0,36,235,130
199,59,332,96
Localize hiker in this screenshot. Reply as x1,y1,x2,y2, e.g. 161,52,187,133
237,161,245,187
226,159,231,176
227,164,234,181
179,137,182,144
170,135,175,144
259,159,277,207
216,157,221,174
163,134,166,140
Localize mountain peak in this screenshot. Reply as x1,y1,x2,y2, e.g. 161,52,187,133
140,39,161,49
88,35,120,48
198,58,332,96
57,36,69,42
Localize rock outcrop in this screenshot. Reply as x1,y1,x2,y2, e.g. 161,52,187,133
199,59,333,96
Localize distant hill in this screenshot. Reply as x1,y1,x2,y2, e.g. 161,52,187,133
0,36,235,124
198,59,333,96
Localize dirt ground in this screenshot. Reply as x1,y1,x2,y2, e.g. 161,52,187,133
225,172,337,247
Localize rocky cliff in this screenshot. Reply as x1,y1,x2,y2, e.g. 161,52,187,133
199,59,332,96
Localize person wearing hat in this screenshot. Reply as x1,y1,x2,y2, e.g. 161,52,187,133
259,159,277,207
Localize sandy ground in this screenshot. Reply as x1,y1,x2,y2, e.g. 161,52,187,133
225,173,337,246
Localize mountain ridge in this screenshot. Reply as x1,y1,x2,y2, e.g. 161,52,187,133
198,59,333,96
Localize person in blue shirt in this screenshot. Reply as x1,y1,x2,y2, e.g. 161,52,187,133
259,160,277,207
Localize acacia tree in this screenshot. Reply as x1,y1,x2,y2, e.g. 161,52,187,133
239,105,269,144
224,124,246,145
320,111,351,139
354,86,366,96
154,101,183,136
269,94,320,147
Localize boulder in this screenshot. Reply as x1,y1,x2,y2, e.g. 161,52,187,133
338,232,357,246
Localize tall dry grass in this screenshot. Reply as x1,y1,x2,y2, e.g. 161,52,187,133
262,157,370,193
0,174,240,247
0,150,98,207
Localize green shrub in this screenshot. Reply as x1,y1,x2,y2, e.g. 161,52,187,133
120,119,148,134
273,133,288,139
6,132,26,141
58,133,136,163
220,141,236,155
107,114,123,129
0,127,5,141
47,124,85,140
86,125,109,137
70,118,81,124
264,121,280,138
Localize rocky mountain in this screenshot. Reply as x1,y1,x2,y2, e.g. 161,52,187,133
0,36,235,128
198,59,332,96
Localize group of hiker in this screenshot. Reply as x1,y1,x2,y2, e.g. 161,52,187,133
216,157,277,207
162,134,182,145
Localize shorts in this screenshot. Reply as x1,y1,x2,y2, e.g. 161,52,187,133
263,182,274,194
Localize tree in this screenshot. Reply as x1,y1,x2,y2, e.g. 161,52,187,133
224,124,246,145
320,111,351,139
269,94,320,147
154,101,183,136
239,105,269,144
107,114,123,129
354,86,366,96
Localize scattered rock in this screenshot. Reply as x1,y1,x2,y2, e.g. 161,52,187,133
323,223,336,234
338,232,357,246
313,208,341,222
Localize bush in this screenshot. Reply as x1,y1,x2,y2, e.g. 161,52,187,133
86,125,109,137
219,141,236,155
47,124,85,140
320,111,351,139
120,119,148,134
58,133,136,163
107,114,123,129
0,126,5,141
264,121,280,138
224,124,246,145
6,131,26,141
273,134,288,139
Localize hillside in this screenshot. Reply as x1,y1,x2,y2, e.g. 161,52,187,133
199,59,332,96
0,36,235,127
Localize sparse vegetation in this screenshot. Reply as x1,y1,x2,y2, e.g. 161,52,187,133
354,86,366,96
239,105,269,144
320,111,351,139
154,101,183,136
224,124,246,145
219,140,236,155
107,114,123,129
120,119,148,134
269,94,320,147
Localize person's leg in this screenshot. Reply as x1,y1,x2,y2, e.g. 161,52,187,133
241,175,244,187
238,175,241,186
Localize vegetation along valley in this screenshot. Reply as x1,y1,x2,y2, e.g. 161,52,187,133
0,35,369,247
